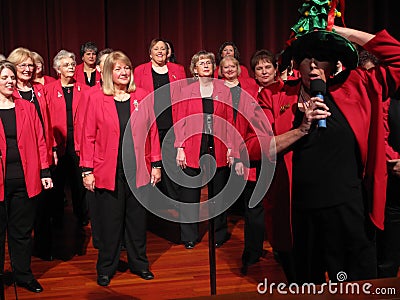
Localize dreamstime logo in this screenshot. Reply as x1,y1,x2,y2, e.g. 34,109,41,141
336,271,347,282
122,78,276,223
257,272,397,296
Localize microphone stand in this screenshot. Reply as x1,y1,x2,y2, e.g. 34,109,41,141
207,144,216,295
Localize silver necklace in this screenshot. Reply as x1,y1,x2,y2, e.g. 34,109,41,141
18,88,34,103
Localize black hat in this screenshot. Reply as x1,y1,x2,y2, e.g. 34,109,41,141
280,0,358,70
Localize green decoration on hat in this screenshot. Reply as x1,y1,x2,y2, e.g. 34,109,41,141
281,0,358,70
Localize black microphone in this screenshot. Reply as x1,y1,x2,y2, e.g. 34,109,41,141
310,79,327,128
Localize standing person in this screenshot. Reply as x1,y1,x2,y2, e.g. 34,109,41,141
134,39,186,215
260,0,400,283
0,61,53,293
31,51,56,86
219,55,266,273
250,48,296,280
80,51,161,286
250,49,283,93
74,48,113,250
44,50,89,228
165,40,178,63
7,47,55,261
175,50,233,249
74,42,101,87
379,89,400,278
214,42,249,79
359,50,400,278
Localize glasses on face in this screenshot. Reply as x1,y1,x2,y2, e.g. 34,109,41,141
61,62,76,68
17,63,35,70
197,61,212,67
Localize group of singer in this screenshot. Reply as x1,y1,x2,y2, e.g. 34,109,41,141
0,21,400,293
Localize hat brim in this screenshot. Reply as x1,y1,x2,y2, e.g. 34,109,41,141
290,30,358,70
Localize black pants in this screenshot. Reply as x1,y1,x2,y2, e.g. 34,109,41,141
155,129,181,203
179,166,229,243
95,168,149,276
241,179,265,265
53,151,87,223
33,189,52,257
293,197,377,284
377,173,400,278
0,178,37,283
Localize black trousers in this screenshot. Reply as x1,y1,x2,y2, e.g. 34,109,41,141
240,179,265,265
0,178,37,283
377,173,400,278
95,168,149,276
87,191,98,248
53,151,87,223
293,196,377,284
179,166,229,243
155,129,181,203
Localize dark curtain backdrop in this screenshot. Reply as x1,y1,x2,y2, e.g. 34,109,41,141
1,0,398,78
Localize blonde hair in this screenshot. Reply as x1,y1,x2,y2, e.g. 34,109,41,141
102,51,136,95
31,51,44,65
218,56,241,78
189,50,216,76
7,47,34,66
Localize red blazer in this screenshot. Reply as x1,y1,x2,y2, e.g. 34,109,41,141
74,83,102,155
44,79,89,157
174,79,234,168
259,30,400,251
382,98,400,160
214,64,250,79
0,98,49,201
42,75,56,85
12,84,54,165
134,61,187,124
79,88,161,190
74,63,101,87
234,78,280,181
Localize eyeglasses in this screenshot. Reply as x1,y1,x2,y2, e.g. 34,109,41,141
16,63,35,69
197,61,212,67
61,62,76,68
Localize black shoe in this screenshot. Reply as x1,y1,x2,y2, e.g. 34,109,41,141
184,241,195,249
240,264,248,275
97,274,110,286
215,233,231,248
132,269,154,280
17,279,43,293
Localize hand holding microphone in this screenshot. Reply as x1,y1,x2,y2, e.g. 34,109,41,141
310,79,327,128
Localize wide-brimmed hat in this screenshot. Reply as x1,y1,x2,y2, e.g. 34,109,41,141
280,0,358,71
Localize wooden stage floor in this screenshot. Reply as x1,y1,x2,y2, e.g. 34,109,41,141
3,200,400,299
3,203,287,300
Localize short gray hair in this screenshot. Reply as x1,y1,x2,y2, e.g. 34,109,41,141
53,50,76,71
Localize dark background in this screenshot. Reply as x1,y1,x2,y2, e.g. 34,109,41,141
1,0,398,77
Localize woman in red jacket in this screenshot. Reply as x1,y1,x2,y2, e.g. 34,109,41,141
74,41,101,87
8,47,55,261
80,51,161,287
31,51,56,86
44,50,89,228
0,61,52,293
134,39,186,218
219,55,267,274
175,50,234,249
260,21,400,283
